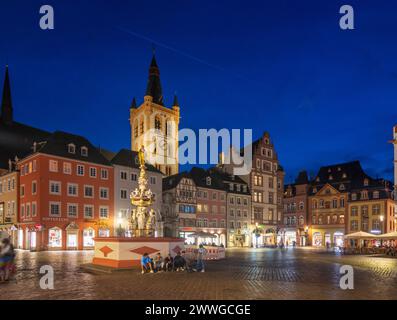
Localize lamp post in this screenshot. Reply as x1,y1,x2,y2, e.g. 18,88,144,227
380,214,385,234
254,222,260,248
304,225,309,246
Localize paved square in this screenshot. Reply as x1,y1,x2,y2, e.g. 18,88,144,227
2,248,397,300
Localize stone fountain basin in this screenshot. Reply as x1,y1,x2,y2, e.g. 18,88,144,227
92,237,185,269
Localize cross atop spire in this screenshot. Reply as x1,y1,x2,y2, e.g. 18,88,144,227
1,65,13,125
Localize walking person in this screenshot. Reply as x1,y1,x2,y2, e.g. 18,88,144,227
0,238,15,282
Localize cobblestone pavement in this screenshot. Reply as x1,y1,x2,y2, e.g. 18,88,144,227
1,247,397,300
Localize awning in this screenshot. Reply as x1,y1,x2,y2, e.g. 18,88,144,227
344,231,376,239
378,232,397,240
189,232,217,239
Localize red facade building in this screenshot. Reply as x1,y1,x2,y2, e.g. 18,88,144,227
17,131,114,251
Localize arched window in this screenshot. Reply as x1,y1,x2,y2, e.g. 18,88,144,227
140,118,144,134
48,227,62,248
299,216,304,226
155,115,161,130
134,120,139,138
312,200,317,209
299,201,304,210
318,215,323,224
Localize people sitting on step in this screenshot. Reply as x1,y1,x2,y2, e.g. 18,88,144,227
164,254,174,272
173,251,186,272
140,253,154,274
153,253,164,272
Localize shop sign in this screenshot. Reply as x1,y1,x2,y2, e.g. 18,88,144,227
42,217,69,222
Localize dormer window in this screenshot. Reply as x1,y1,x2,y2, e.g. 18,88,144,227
81,147,88,157
329,175,333,180
206,177,211,186
342,173,347,178
351,193,357,200
364,178,369,186
68,144,76,154
229,183,234,191
339,184,345,191
337,167,341,171
312,187,317,193
316,177,320,182
373,191,379,199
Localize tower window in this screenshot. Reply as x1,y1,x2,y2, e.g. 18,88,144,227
140,121,144,134
155,116,161,130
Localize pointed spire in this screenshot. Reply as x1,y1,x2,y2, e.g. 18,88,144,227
1,65,13,125
130,97,137,109
145,52,163,105
173,94,179,107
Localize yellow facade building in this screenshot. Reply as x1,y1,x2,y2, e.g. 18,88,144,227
0,169,19,244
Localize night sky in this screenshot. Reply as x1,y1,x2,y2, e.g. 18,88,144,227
1,0,396,183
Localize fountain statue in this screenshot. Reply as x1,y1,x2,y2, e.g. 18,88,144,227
130,146,156,237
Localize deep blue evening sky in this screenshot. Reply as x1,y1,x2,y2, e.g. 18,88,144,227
1,0,396,183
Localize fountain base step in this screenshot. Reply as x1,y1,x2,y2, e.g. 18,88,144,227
91,237,185,269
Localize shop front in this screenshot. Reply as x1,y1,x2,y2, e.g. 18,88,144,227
284,230,297,246
228,228,250,247
48,227,63,250
66,222,79,250
83,227,95,248
311,228,345,247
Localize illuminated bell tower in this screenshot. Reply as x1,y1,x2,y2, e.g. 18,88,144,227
129,54,180,176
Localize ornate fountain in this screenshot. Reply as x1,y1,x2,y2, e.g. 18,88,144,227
90,146,184,269
130,146,156,237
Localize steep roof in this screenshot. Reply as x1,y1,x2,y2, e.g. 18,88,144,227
110,148,162,174
189,167,225,191
295,170,309,184
162,171,192,191
308,160,392,195
208,167,250,195
145,54,163,105
0,121,50,169
35,131,111,166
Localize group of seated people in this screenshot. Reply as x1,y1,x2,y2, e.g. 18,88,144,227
141,250,205,274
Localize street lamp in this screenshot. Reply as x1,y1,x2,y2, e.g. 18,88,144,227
254,222,259,248
304,225,309,246
380,215,385,234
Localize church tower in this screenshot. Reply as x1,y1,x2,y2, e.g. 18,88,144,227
1,66,13,125
130,54,180,176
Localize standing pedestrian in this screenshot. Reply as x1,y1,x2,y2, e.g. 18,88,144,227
196,244,207,272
